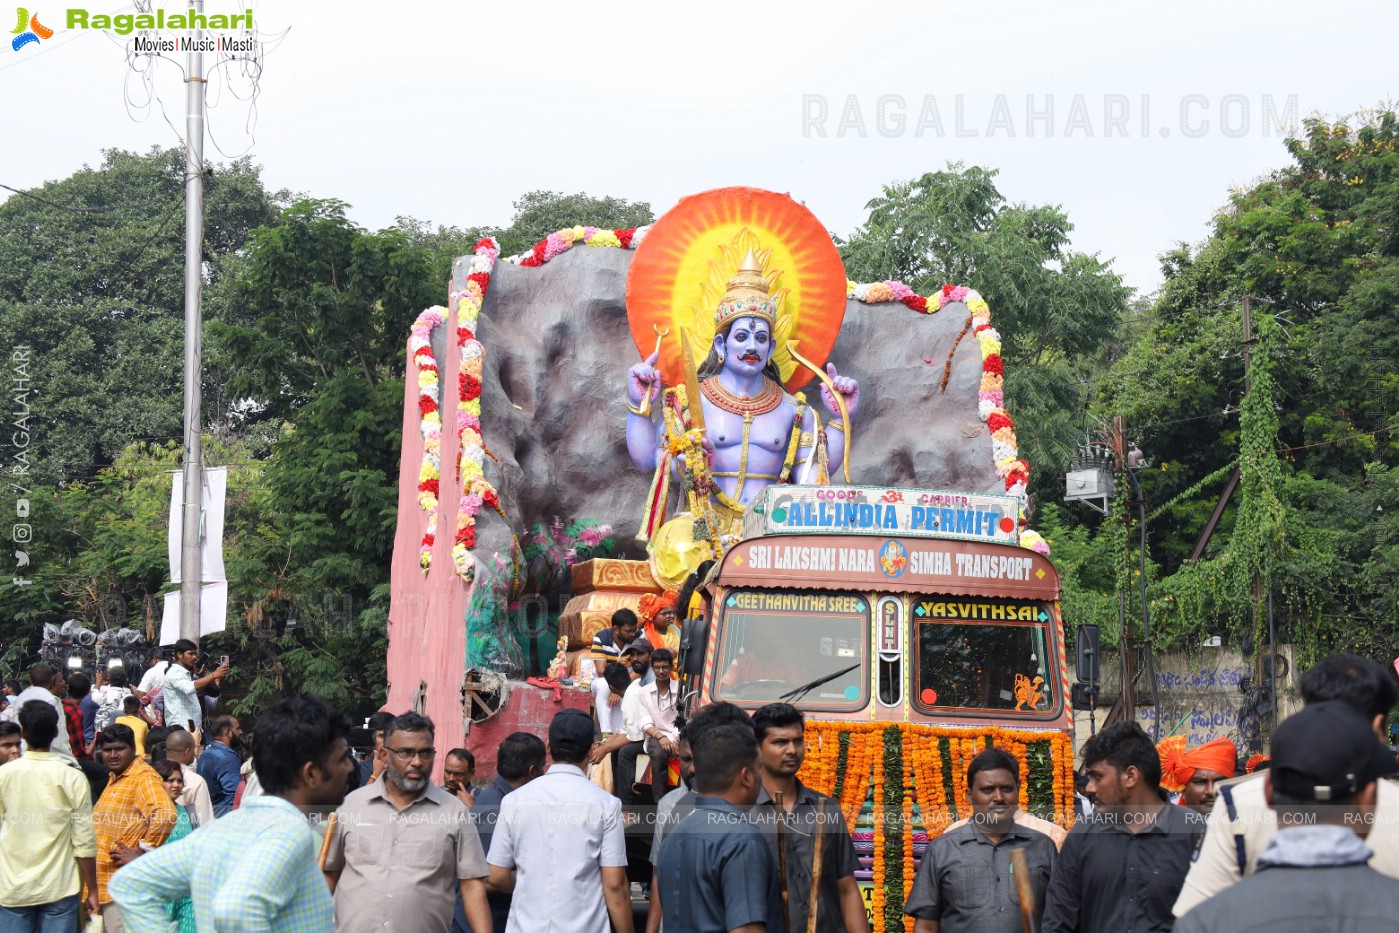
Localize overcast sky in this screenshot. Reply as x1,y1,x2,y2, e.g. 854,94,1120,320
4,0,1395,296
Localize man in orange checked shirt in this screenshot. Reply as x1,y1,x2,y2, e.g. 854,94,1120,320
92,722,178,933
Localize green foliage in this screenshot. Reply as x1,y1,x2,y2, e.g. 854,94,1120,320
0,148,282,485
1058,108,1399,670
839,163,1132,484
205,202,442,716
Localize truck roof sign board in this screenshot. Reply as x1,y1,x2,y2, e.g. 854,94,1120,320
720,535,1060,602
743,486,1022,546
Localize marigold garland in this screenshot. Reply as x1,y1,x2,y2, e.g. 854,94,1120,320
901,741,916,933
800,720,1075,931
845,280,1049,557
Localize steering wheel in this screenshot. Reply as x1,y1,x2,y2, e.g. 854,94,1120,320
725,679,793,701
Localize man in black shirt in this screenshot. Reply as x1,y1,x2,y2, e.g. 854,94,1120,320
750,703,867,933
1042,722,1203,933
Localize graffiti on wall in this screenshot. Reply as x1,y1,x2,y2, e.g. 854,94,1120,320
1132,654,1262,754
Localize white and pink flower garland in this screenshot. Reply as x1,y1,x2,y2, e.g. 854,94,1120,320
845,280,1049,556
501,224,650,266
410,238,515,583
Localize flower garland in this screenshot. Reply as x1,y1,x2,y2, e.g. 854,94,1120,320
845,280,1049,557
838,730,877,830
448,238,508,582
409,306,447,570
901,741,916,933
411,238,519,583
501,224,650,267
800,720,1075,931
871,728,891,927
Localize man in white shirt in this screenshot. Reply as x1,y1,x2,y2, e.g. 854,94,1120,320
590,660,650,804
488,708,633,933
135,650,168,697
638,649,681,803
1173,652,1399,916
164,728,214,828
0,664,75,765
161,639,228,734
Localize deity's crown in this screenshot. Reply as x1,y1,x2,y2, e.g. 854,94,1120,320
714,248,778,331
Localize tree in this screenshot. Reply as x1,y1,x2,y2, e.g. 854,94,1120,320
840,163,1132,493
1079,108,1399,667
204,201,444,713
0,147,283,486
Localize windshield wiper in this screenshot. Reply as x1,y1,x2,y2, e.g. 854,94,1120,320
779,663,860,704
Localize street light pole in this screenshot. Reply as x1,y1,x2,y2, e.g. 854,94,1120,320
178,0,207,644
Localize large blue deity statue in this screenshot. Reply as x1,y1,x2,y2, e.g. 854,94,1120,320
626,250,859,563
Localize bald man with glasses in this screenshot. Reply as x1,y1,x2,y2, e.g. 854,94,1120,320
323,712,492,933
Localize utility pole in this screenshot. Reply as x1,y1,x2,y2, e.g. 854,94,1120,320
1112,416,1136,726
178,0,207,644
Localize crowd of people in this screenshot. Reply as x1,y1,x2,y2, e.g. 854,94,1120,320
3,631,1399,931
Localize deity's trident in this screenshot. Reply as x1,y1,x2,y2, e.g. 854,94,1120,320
786,341,852,483
636,324,669,418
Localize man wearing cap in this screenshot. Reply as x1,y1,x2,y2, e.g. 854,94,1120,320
1174,653,1399,915
1175,701,1399,931
487,708,633,933
1156,735,1237,814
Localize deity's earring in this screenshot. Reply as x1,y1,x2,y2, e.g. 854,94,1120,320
717,349,725,363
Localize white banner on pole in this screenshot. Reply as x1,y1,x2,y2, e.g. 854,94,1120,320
168,466,227,584
159,581,228,645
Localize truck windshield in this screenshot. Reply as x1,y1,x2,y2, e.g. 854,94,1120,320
914,614,1055,715
714,589,869,710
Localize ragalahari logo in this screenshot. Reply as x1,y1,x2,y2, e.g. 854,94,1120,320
11,6,51,50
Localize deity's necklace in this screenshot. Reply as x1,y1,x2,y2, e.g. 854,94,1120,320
701,377,784,502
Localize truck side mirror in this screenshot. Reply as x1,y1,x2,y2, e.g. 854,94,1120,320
680,615,709,678
1075,623,1100,685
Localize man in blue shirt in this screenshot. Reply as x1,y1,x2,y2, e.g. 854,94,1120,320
196,715,243,817
655,721,783,933
456,732,546,933
110,695,355,933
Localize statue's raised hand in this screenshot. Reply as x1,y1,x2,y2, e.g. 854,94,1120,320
820,362,860,418
628,350,663,408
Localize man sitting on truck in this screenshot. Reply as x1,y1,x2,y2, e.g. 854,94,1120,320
591,609,652,717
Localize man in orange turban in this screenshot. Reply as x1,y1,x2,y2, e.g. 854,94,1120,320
637,591,681,655
1156,735,1237,814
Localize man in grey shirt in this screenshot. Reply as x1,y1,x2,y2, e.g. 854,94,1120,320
323,711,492,933
905,747,1057,933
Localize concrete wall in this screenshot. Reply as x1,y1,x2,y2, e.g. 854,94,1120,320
1070,646,1300,761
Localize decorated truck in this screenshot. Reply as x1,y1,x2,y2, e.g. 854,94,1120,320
385,187,1073,926
676,483,1073,927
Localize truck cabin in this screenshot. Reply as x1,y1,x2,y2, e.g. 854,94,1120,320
683,487,1068,729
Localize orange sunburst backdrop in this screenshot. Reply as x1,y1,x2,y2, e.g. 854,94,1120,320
626,188,847,394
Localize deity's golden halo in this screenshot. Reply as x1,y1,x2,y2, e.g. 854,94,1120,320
626,187,847,394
